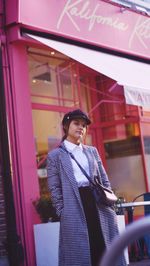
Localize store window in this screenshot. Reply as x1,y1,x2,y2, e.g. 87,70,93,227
28,46,86,108
95,77,139,123
102,122,147,219
27,44,148,208
27,46,94,196
97,81,146,202
142,124,150,188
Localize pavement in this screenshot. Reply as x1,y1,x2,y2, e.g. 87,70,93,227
0,256,150,266
0,257,9,266
129,259,150,265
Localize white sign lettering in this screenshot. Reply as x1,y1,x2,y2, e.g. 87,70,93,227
124,86,150,108
57,0,128,32
129,17,150,49
57,0,150,50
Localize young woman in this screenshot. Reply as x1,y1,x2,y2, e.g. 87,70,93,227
47,109,126,266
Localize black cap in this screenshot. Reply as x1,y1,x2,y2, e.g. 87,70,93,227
62,109,91,126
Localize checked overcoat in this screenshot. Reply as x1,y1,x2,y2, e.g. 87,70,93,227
47,142,126,266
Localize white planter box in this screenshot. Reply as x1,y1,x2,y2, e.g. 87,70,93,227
34,217,129,266
34,222,60,266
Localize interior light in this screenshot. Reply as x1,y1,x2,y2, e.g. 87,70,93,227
44,80,49,84
50,51,55,55
73,73,77,77
32,79,37,83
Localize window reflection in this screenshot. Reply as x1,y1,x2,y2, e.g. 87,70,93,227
28,47,79,107
27,46,93,197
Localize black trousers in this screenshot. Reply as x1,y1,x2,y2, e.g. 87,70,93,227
79,186,106,266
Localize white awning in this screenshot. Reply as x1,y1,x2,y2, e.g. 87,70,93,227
27,34,150,107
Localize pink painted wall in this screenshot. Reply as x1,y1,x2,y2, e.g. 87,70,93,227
4,41,40,266
6,0,150,59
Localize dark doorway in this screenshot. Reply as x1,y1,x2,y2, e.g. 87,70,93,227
0,49,24,266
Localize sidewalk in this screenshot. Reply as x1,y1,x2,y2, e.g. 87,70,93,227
0,257,9,266
129,259,150,265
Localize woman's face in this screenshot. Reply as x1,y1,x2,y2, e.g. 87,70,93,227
66,119,87,144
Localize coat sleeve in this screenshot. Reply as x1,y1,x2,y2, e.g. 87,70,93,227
93,147,111,189
47,152,63,217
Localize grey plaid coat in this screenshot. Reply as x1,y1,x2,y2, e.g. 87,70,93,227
47,143,126,266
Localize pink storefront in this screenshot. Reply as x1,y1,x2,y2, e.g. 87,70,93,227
0,0,150,265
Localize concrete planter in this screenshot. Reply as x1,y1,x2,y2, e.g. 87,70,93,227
34,222,60,266
34,216,129,265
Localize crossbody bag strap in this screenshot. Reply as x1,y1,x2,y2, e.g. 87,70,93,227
59,145,95,186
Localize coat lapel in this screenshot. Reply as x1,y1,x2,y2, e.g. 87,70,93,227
59,144,82,205
82,145,95,182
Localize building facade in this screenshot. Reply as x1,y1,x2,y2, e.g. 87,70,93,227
0,0,150,265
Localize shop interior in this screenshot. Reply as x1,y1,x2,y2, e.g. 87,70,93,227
27,45,150,219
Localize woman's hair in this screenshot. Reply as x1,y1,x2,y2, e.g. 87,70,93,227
61,121,70,142
61,135,67,142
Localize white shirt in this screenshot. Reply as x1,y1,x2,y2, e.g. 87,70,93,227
64,140,90,187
